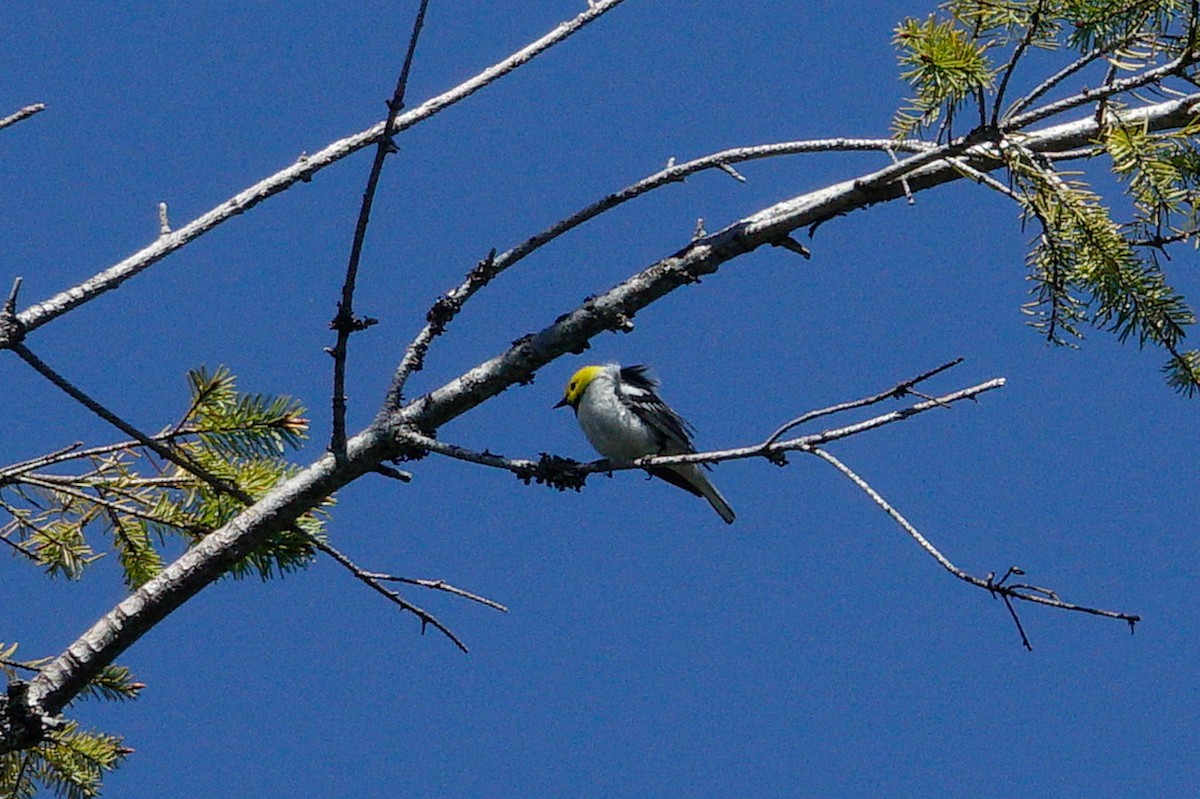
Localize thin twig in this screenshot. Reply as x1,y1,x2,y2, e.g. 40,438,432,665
1002,32,1155,122
0,104,45,132
12,344,245,500
312,539,471,652
639,378,1006,470
884,146,914,204
0,278,22,347
395,371,1002,479
990,0,1047,128
385,249,499,408
1004,49,1196,132
6,0,628,342
362,573,508,612
17,475,165,526
0,442,83,480
0,422,282,482
329,0,431,455
397,429,540,473
762,358,965,447
808,447,1140,648
945,156,1024,200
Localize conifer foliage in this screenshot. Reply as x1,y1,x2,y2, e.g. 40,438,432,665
5,2,1200,795
893,0,1200,393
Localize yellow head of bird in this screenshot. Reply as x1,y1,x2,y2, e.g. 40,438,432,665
554,364,606,409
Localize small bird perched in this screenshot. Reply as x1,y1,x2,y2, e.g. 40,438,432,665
554,363,736,524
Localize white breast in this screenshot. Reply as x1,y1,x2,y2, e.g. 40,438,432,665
576,375,658,461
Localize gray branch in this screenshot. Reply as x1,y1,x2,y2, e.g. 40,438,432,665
6,78,1194,750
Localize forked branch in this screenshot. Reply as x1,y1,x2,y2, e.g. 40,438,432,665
313,540,507,653
396,361,1138,647
809,447,1140,649
2,0,628,343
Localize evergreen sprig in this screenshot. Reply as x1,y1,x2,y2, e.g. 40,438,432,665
946,0,1064,48
891,2,1200,393
0,367,322,585
1065,0,1187,51
1007,145,1197,386
0,723,129,799
1,644,140,798
893,14,996,137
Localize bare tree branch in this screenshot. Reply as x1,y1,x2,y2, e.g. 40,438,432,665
0,104,45,132
312,539,480,653
329,0,431,455
990,0,1048,128
808,447,1140,650
1,0,627,343
384,137,934,405
8,77,1193,753
1003,49,1197,131
1001,33,1155,123
392,371,1003,483
763,358,964,447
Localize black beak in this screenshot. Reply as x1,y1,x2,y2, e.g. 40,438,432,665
553,397,570,409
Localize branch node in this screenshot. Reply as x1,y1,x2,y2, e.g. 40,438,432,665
717,162,747,182
374,464,414,482
884,146,915,205
517,454,589,492
772,235,813,259
329,312,379,333
2,276,24,339
157,202,172,235
1,679,68,750
2,275,21,316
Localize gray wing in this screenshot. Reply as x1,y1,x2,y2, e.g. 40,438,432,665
618,365,697,453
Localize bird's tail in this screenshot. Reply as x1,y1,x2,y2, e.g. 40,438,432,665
651,463,736,525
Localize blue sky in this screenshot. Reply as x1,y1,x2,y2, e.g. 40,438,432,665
3,2,1198,797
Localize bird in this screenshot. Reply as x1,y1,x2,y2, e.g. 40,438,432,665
554,363,736,524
